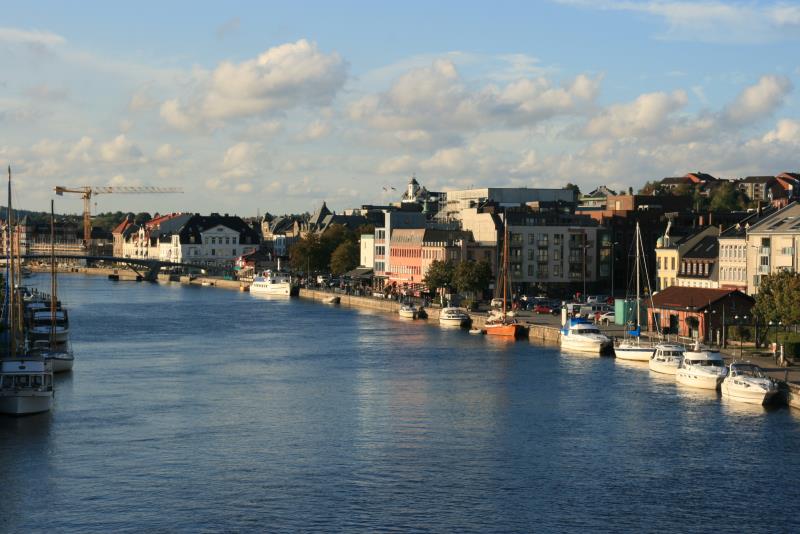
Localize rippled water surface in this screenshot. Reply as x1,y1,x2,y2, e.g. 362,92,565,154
1,274,799,532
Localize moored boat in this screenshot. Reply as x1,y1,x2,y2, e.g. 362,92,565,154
675,343,726,389
439,307,470,328
0,358,54,415
721,362,778,405
324,295,340,305
251,270,293,296
560,318,612,354
28,309,69,343
399,304,418,319
649,343,685,375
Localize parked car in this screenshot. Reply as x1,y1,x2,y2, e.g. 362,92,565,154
579,304,610,318
534,303,558,315
586,294,608,304
599,311,615,324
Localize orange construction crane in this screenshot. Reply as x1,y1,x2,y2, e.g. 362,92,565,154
54,185,183,243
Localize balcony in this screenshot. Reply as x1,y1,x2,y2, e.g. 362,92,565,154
759,246,770,255
758,265,770,274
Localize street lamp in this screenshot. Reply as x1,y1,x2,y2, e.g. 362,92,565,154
734,314,749,360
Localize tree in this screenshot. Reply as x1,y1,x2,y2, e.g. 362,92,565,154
422,260,454,295
453,260,493,295
709,182,747,212
289,232,326,272
563,183,581,200
753,270,800,326
330,241,359,275
320,224,354,261
134,212,152,225
638,181,664,195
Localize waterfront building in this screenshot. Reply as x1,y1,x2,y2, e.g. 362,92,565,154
261,215,300,258
655,225,718,291
718,207,777,292
436,187,575,223
675,235,719,289
576,186,617,213
735,175,778,203
745,201,800,294
649,286,754,344
120,212,191,260
360,233,374,269
373,208,426,287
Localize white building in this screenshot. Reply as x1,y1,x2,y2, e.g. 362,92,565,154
437,187,575,222
360,234,374,269
746,202,800,294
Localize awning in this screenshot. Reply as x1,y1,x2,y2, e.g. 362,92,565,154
345,267,374,279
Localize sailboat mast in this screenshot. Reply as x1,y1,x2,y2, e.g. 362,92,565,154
51,199,56,348
7,166,15,356
502,217,508,320
635,222,641,328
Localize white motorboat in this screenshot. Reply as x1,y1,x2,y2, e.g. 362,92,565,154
29,309,69,344
399,304,419,319
0,358,54,415
649,343,685,375
675,343,726,390
721,362,779,405
250,270,292,296
615,339,656,361
439,307,470,328
560,319,612,354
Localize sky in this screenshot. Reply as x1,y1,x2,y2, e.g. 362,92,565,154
1,0,799,217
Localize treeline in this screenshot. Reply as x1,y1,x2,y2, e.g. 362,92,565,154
289,223,374,275
637,181,750,211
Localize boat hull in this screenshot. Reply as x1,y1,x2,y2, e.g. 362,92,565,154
560,336,611,354
250,283,292,296
485,323,526,338
721,381,777,405
0,393,53,415
48,355,74,373
29,328,69,343
676,369,724,390
614,344,654,361
439,318,467,328
649,359,680,375
398,309,417,319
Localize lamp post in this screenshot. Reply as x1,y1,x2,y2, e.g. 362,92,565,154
734,314,748,360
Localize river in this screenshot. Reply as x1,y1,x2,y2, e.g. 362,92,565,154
1,274,799,532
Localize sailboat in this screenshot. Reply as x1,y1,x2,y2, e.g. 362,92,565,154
34,200,74,373
0,166,54,415
614,222,658,361
484,214,525,338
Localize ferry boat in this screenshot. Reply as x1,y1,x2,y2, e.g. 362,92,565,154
0,357,54,415
648,343,685,375
250,270,292,296
560,318,612,354
439,307,470,328
675,343,726,390
721,362,778,405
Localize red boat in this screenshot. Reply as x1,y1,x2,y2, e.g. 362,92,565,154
485,217,526,339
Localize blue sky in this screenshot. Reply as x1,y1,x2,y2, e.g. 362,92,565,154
1,0,799,216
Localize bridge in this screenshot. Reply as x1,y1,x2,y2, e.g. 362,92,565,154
19,254,230,281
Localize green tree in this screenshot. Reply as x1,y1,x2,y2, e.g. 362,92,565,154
134,212,152,225
753,270,800,326
453,260,493,295
563,183,581,200
330,241,359,275
289,232,326,272
423,260,454,295
709,182,747,212
320,224,354,261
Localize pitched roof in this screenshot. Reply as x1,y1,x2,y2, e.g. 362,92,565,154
739,175,775,184
112,216,134,235
651,286,752,310
686,172,717,182
682,235,719,259
719,206,778,238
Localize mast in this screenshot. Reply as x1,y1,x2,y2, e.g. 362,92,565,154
50,199,56,349
502,217,508,321
635,221,641,329
7,165,15,356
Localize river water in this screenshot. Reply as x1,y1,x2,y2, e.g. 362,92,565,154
1,274,799,532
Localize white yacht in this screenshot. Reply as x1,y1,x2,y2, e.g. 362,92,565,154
29,309,69,344
560,319,612,354
648,343,685,375
615,339,656,361
399,304,419,319
439,307,470,328
0,358,54,415
675,343,727,390
721,362,779,405
250,270,292,296
30,340,74,373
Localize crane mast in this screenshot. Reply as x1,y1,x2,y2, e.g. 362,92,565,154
54,185,183,245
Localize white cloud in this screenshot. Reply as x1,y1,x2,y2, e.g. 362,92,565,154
350,58,600,134
98,134,143,163
222,141,260,179
761,119,800,145
161,39,347,131
557,1,800,43
154,143,183,161
722,75,792,125
0,27,65,46
66,136,94,162
296,119,331,141
585,90,688,137
377,155,415,175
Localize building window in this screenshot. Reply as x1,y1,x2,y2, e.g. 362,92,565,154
671,257,675,270
528,249,535,261
528,265,534,276
211,249,216,256
554,234,562,246
528,234,536,245
553,264,562,277
225,237,230,245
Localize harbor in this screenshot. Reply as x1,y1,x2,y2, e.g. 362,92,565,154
2,272,799,532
